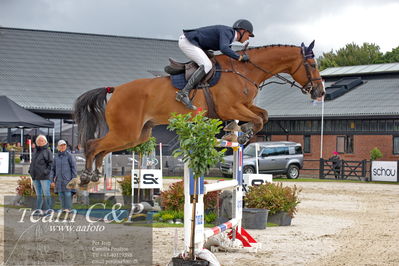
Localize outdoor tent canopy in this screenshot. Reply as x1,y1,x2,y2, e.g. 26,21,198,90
0,96,54,128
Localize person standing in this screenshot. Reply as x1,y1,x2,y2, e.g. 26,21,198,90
51,140,77,212
28,135,53,213
329,151,342,179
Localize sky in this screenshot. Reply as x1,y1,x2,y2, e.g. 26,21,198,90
1,0,398,56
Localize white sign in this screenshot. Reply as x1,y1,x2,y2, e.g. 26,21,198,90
371,161,398,182
132,169,163,189
0,152,9,174
243,173,273,193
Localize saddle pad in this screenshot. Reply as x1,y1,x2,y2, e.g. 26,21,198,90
171,65,222,90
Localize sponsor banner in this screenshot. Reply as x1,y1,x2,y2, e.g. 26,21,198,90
132,169,162,189
0,152,9,173
371,161,398,182
243,174,273,193
3,196,153,265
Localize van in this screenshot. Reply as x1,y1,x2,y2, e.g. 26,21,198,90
219,141,304,179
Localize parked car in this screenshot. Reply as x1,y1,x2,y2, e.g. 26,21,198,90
219,141,304,179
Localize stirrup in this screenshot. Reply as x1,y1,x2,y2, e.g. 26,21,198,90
176,92,197,110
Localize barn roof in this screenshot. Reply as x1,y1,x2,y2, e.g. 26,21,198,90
0,27,186,114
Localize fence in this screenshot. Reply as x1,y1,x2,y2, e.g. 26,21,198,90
301,159,369,180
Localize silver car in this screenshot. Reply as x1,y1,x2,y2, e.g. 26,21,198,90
220,141,304,179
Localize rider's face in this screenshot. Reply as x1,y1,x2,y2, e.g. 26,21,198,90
238,30,251,43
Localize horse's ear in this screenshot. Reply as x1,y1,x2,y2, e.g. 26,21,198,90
301,42,305,48
308,40,315,51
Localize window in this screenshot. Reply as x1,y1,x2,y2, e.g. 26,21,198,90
337,136,345,153
295,146,303,155
304,135,311,153
394,136,399,155
337,135,354,154
276,147,289,155
312,120,319,132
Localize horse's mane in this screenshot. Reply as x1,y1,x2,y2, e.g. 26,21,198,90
246,44,300,51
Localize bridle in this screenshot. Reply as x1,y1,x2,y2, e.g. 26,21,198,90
219,46,322,95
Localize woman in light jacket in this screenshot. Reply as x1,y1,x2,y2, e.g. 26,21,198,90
51,140,77,212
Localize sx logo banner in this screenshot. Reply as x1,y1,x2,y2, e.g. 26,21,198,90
132,169,162,189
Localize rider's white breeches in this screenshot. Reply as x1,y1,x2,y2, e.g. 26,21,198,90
178,34,212,73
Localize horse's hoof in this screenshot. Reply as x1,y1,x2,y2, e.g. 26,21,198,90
221,133,238,142
240,123,254,134
223,121,242,132
91,170,102,183
67,178,80,190
87,181,100,190
237,134,249,145
79,170,92,187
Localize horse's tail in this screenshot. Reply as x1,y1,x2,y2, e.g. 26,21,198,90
74,87,114,151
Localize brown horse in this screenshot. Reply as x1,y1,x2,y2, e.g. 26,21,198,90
74,41,325,185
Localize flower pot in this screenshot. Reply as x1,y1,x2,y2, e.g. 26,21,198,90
123,195,132,206
22,196,36,209
174,218,183,224
267,211,292,226
242,208,269,229
172,257,209,266
89,192,105,204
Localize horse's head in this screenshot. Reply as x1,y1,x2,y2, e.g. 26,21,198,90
290,41,325,99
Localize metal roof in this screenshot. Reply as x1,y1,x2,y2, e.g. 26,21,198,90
0,27,187,113
320,63,399,77
255,74,399,119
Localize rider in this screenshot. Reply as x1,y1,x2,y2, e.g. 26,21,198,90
176,19,255,110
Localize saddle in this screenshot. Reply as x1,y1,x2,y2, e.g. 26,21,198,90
165,52,221,119
164,51,217,87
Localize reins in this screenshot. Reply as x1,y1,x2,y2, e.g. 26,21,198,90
216,46,321,94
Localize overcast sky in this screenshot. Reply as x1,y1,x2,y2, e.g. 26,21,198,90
1,0,398,56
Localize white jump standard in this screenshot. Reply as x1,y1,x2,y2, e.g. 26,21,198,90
183,139,259,254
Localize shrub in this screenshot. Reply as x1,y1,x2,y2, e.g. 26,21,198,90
161,212,174,221
117,175,132,196
160,181,220,212
244,182,301,218
205,211,217,224
16,176,34,196
370,147,383,160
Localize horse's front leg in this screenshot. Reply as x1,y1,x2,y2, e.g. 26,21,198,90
224,105,264,144
248,105,269,125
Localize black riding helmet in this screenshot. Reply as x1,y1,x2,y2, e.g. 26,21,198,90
233,19,254,37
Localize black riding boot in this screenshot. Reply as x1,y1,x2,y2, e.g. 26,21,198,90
176,65,206,110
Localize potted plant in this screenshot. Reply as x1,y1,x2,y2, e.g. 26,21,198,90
16,176,35,208
167,110,225,263
244,182,301,226
128,137,156,203
117,175,132,206
160,181,220,220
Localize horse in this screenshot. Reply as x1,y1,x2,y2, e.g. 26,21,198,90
74,41,325,186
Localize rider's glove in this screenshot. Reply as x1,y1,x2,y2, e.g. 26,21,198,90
238,54,250,62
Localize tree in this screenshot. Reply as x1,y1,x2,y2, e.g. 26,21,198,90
167,110,225,260
382,46,399,63
318,42,384,70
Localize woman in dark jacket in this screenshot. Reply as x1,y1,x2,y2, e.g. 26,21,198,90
51,140,77,212
29,135,53,212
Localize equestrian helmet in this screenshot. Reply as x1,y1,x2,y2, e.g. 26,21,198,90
233,19,254,37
